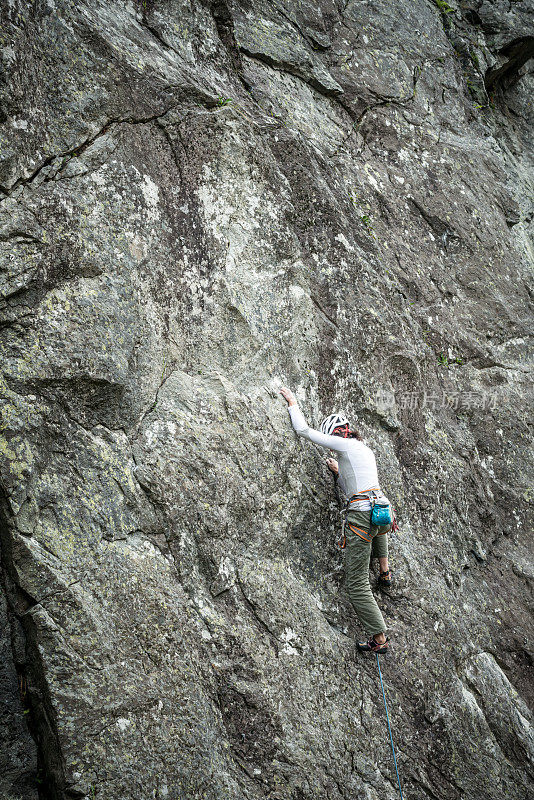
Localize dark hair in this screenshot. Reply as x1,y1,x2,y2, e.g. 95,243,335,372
332,424,363,441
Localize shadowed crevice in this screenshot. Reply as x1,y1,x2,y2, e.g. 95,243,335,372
0,490,67,800
485,37,534,91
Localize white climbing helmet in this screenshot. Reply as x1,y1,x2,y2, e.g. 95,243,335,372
320,413,350,435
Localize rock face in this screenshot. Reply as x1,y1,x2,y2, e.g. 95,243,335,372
0,1,533,798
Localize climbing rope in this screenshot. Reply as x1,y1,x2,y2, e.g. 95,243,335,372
376,654,404,799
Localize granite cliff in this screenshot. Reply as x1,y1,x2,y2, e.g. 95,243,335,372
0,1,533,798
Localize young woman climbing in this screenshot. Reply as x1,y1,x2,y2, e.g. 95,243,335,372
279,386,392,654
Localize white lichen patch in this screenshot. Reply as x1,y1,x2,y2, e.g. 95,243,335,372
141,174,160,222
280,627,299,655
334,233,355,252
11,117,29,129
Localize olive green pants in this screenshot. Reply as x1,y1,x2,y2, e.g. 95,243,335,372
344,509,390,637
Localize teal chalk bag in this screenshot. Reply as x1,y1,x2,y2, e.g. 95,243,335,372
370,493,393,526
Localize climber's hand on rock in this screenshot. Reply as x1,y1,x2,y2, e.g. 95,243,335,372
326,458,338,474
279,386,297,406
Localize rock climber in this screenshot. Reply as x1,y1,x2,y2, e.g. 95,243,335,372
279,386,392,654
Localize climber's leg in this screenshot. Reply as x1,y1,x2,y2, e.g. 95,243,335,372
344,511,387,640
371,525,389,572
371,528,388,569
372,523,392,588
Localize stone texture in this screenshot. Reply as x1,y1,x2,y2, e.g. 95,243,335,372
0,1,533,799
0,576,38,800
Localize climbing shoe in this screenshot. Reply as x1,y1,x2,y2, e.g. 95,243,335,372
357,636,389,654
378,569,393,589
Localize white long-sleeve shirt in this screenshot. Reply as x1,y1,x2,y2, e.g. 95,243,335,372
288,404,380,510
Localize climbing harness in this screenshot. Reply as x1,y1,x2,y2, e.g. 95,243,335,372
337,491,400,549
354,489,399,529
376,654,404,799
338,490,387,547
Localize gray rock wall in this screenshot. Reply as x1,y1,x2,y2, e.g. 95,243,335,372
0,1,533,798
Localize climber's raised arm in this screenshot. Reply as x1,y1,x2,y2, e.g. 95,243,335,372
279,386,355,452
